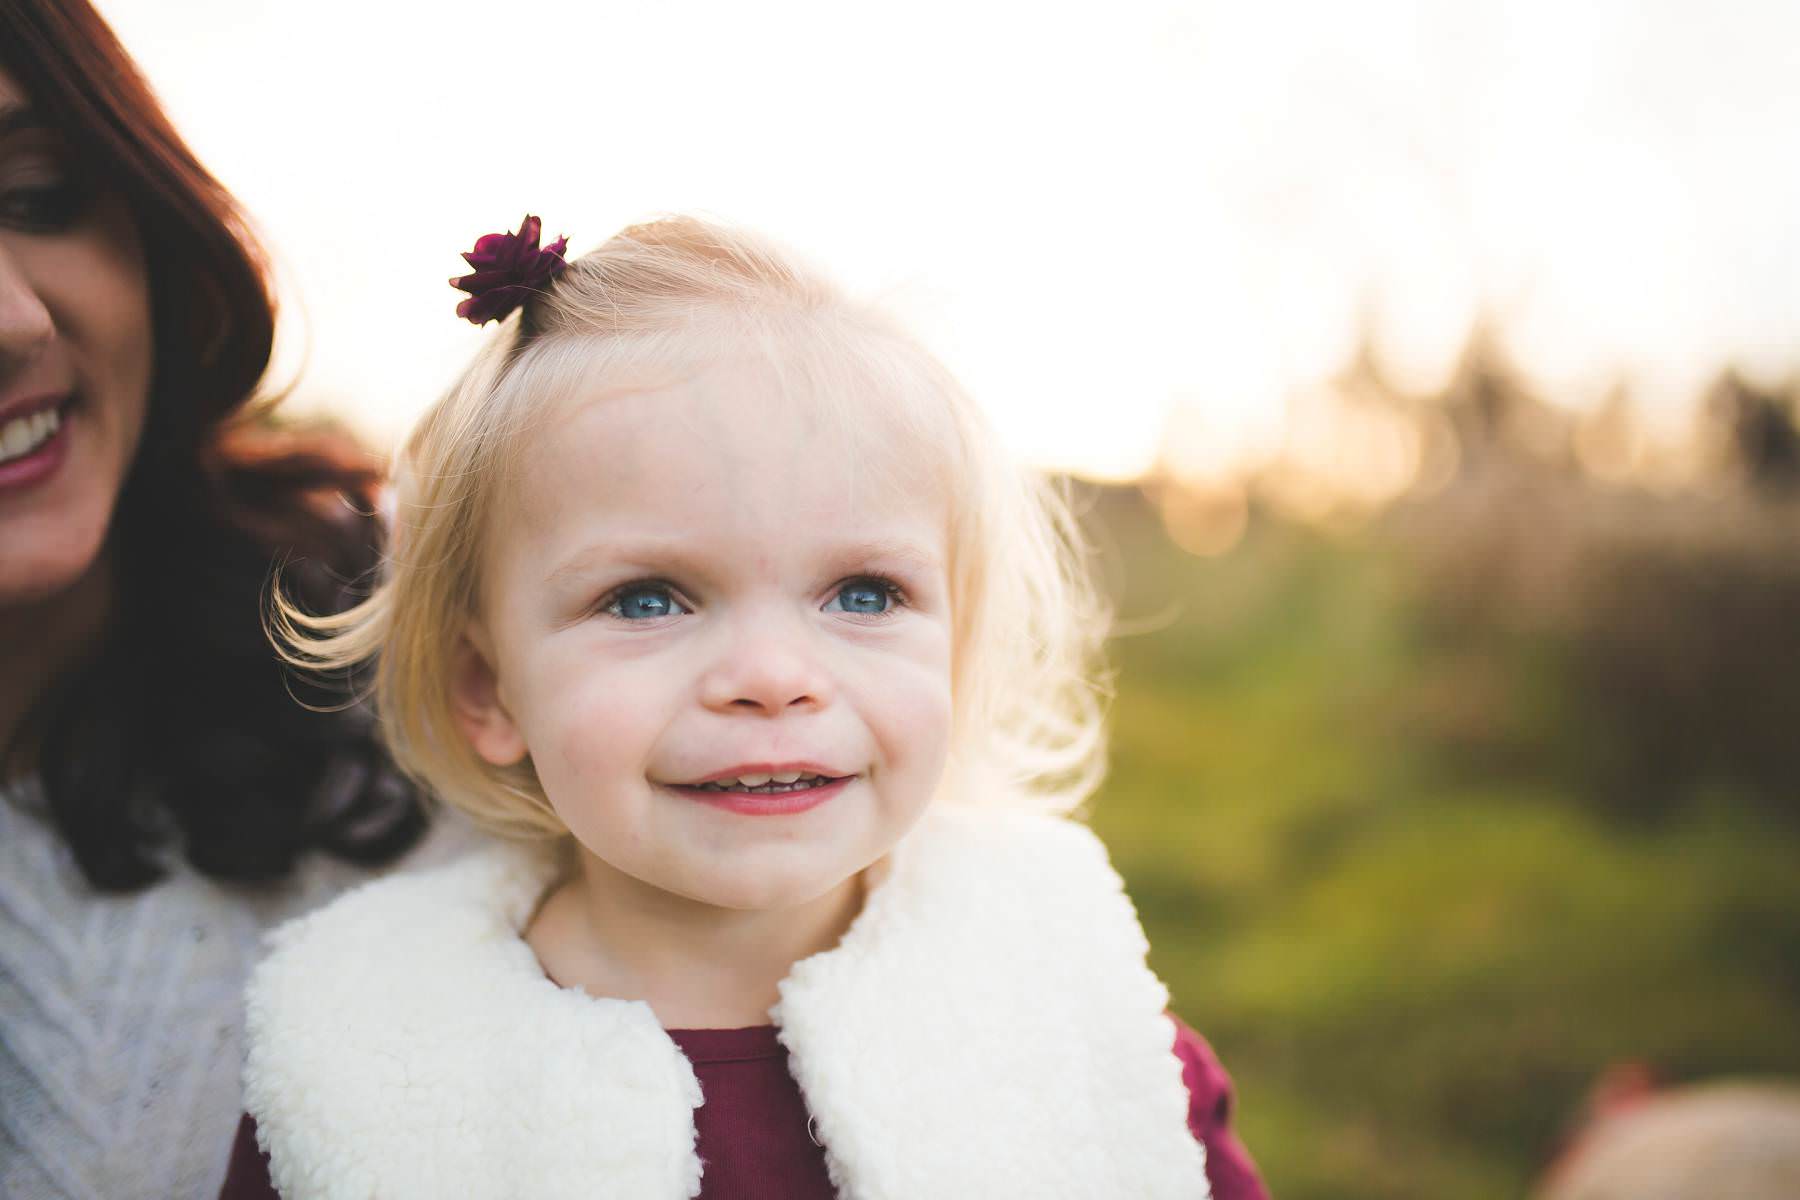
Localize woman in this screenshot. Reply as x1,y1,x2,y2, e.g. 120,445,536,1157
0,2,450,1196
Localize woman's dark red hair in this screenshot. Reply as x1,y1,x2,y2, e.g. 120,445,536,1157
1,0,426,889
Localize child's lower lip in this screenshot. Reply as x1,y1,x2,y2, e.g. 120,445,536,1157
671,776,851,816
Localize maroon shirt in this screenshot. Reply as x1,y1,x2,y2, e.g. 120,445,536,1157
221,1017,1266,1199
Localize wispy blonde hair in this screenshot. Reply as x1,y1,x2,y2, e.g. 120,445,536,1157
273,217,1111,838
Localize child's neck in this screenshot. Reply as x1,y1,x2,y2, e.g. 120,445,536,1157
525,847,869,1030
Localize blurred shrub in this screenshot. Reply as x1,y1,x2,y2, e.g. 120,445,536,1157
1386,350,1800,825
1082,342,1800,1199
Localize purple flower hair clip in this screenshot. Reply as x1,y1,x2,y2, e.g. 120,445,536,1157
449,214,570,325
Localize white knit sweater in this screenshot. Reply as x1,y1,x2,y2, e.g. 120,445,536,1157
0,778,474,1200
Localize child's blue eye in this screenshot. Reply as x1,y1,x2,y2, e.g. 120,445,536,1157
827,578,899,615
604,584,689,620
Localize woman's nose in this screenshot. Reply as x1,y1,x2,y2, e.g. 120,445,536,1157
0,244,54,370
699,628,835,716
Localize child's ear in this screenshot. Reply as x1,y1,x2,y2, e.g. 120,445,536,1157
450,627,529,767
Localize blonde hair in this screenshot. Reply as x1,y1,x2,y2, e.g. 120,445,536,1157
273,217,1111,838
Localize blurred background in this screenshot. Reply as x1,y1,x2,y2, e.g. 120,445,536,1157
102,1,1800,1195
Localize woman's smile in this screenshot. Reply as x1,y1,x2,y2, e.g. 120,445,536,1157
0,393,72,490
0,69,154,606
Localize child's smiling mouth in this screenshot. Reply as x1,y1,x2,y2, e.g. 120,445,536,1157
686,773,841,794
660,765,857,815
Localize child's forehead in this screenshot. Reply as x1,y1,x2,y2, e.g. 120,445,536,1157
556,358,853,449
514,347,950,496
492,351,958,561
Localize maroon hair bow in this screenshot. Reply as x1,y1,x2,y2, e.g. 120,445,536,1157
449,215,570,325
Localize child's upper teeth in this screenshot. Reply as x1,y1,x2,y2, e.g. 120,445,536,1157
771,771,802,784
737,773,772,787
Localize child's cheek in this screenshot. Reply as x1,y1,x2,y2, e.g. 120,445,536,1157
852,634,954,787
537,653,670,785
890,667,954,776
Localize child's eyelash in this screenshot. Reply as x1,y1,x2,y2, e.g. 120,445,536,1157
830,574,909,617
590,575,910,620
594,579,687,620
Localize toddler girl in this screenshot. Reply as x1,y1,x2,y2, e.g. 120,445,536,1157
221,216,1265,1198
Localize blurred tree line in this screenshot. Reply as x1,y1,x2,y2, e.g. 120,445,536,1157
1387,342,1800,827
1081,339,1800,1199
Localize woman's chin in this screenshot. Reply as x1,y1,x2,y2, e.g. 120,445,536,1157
0,509,112,610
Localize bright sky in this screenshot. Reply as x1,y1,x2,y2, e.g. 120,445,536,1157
98,0,1800,481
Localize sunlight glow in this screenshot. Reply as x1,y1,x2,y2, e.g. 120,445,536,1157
97,0,1800,483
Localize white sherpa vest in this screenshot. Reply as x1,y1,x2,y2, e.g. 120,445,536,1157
242,805,1211,1199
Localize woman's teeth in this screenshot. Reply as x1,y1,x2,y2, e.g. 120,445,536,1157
691,773,835,793
0,408,60,464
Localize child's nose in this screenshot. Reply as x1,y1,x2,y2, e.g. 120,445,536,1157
699,629,835,716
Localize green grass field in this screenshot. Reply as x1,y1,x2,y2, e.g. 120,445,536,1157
1081,488,1800,1199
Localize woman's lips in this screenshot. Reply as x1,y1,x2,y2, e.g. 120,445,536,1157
0,396,73,494
666,775,853,816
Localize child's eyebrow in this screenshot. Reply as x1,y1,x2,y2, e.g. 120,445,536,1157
541,537,943,588
541,540,683,589
833,539,944,576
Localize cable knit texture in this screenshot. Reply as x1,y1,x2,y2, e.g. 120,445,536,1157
241,804,1211,1199
0,779,471,1200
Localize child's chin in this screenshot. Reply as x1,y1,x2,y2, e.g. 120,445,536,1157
693,865,860,915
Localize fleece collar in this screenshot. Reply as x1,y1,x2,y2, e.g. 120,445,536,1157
243,805,1210,1199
